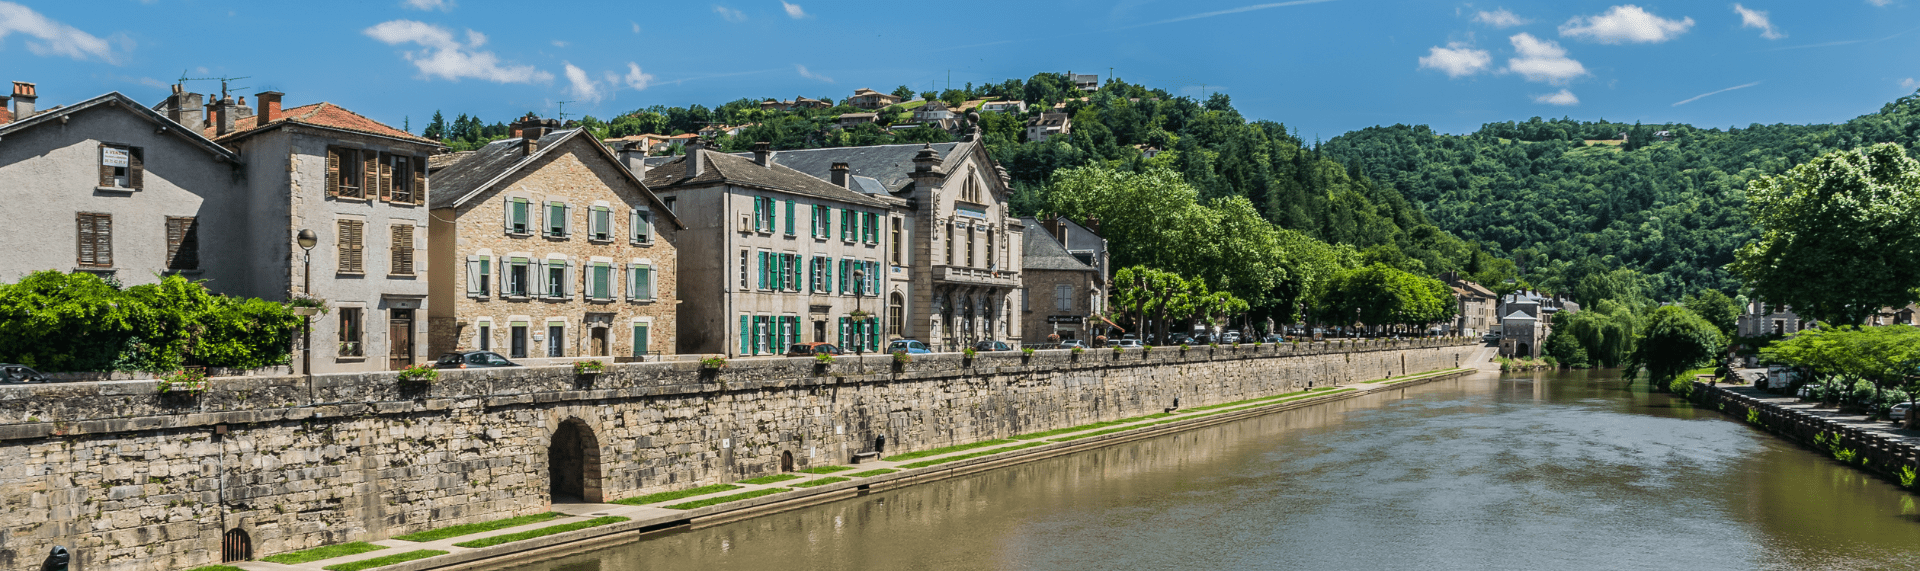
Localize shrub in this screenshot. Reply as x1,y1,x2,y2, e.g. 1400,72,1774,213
1021,347,1035,356
962,347,977,358
1071,346,1084,354
1047,333,1061,343
1903,465,1918,488
1112,346,1123,355
396,364,438,384
157,368,207,394
892,351,911,364
700,357,727,370
285,293,329,315
1142,344,1154,355
0,271,301,372
815,353,835,364
573,360,605,375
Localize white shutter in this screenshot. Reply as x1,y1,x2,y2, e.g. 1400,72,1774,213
503,198,513,232
647,266,657,300
466,256,481,296
565,259,576,298
564,204,575,237
629,209,641,243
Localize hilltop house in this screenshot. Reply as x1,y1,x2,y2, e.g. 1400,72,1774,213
1027,113,1071,142
847,88,901,110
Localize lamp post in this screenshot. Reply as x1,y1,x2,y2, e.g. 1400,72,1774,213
1355,307,1362,339
852,268,866,356
297,229,317,377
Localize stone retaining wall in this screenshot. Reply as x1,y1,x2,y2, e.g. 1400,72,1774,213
1692,383,1920,482
0,339,1475,571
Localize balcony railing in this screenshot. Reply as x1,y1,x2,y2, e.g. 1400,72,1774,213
934,265,1021,287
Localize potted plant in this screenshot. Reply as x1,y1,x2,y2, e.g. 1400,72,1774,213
157,368,207,395
892,350,911,371
285,294,329,317
573,360,606,376
1070,346,1085,361
1047,333,1061,345
962,346,977,363
1142,344,1154,356
397,363,439,384
700,357,728,371
1021,347,1036,362
1112,346,1123,358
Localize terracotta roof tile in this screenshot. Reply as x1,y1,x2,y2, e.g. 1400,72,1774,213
207,102,434,144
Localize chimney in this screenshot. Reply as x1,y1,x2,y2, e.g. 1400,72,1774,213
0,92,10,126
617,142,648,175
1084,214,1100,237
211,97,237,136
255,91,283,125
11,81,37,119
830,162,850,188
753,141,772,167
685,138,705,178
520,137,538,157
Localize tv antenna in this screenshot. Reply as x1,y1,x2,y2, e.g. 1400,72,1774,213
175,71,251,100
556,100,578,122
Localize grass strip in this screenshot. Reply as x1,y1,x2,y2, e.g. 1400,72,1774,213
797,465,852,474
611,484,742,505
322,550,448,571
1050,425,1140,442
881,439,1014,462
185,567,246,571
738,474,803,485
1187,387,1338,413
451,517,628,548
393,512,562,542
664,488,788,510
898,442,1045,469
1192,389,1356,417
847,469,897,478
790,477,849,488
1011,413,1176,440
261,542,388,565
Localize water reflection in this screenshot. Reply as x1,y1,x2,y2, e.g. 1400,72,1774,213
490,370,1920,571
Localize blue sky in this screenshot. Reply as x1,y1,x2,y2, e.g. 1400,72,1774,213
4,0,1916,137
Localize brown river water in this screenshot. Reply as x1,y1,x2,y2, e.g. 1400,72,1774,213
486,369,1920,571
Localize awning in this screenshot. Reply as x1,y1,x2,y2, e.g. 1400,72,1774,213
1098,314,1124,332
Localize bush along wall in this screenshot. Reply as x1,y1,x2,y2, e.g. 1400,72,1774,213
0,271,301,372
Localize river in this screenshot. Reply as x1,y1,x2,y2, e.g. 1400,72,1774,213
489,369,1920,571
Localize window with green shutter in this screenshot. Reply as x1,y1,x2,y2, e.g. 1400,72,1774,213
841,208,851,241
758,252,769,290
785,199,796,236
740,315,751,354
633,324,649,356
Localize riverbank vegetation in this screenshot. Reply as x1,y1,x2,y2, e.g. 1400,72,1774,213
1761,325,1920,418
393,512,562,542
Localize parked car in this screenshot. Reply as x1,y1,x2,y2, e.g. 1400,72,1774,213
888,339,932,354
1059,339,1087,349
1482,332,1502,343
1262,334,1284,343
434,351,520,369
973,340,1013,352
787,342,843,357
0,364,50,383
1114,339,1142,348
1190,333,1214,345
1221,331,1242,344
1891,402,1914,423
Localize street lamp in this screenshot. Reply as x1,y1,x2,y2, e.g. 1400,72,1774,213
297,229,317,377
852,268,866,356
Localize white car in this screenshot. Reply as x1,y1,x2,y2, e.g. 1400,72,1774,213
1114,339,1141,348
1891,402,1914,422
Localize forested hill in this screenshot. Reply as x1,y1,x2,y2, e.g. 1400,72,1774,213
1319,90,1920,301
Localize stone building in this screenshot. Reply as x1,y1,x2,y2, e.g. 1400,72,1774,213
0,84,253,294
207,89,441,373
427,118,682,363
1027,112,1071,142
1020,215,1109,344
1443,273,1498,337
846,88,901,109
639,141,895,357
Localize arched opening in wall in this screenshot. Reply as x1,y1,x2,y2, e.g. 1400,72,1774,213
781,450,795,472
222,528,252,562
549,418,605,503
1517,343,1532,358
874,435,886,454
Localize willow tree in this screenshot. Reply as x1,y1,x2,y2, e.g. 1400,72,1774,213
1626,306,1726,393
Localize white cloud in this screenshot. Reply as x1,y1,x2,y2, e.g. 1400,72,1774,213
782,1,808,18
1733,4,1784,40
714,5,747,22
795,64,833,83
631,22,641,33
0,1,126,64
1869,0,1893,5
364,20,553,84
1903,78,1920,90
563,62,604,102
1473,8,1528,28
551,40,569,48
623,62,655,91
1418,42,1492,77
1533,89,1579,105
1559,5,1694,44
1672,81,1761,106
1505,33,1587,84
402,0,453,11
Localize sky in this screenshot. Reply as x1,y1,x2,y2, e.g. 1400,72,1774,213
3,0,1917,138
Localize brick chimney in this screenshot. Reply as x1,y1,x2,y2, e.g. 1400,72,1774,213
752,141,772,167
520,137,538,157
11,81,37,119
617,142,648,175
685,138,705,178
255,91,283,124
831,162,850,188
1084,214,1100,237
0,92,10,126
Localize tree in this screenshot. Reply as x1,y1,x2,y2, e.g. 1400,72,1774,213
1731,143,1920,327
920,91,937,103
424,110,447,140
1626,306,1726,392
1683,289,1740,338
891,85,915,100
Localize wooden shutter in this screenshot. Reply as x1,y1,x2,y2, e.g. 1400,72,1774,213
378,153,394,202
326,147,340,197
641,266,653,299
166,217,199,270
391,224,414,275
77,213,112,267
339,220,364,274
413,157,428,205
127,148,144,190
466,256,482,296
362,152,379,199
785,200,795,235
98,144,114,187
740,315,752,354
753,197,764,231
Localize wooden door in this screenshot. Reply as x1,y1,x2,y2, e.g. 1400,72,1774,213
389,310,414,370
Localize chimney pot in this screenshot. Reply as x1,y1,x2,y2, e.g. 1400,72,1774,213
11,81,37,119
831,162,850,188
753,142,772,167
255,91,283,125
685,139,706,178
521,137,538,157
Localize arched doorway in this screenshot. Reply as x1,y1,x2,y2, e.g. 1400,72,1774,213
781,450,795,472
222,528,252,562
548,418,604,503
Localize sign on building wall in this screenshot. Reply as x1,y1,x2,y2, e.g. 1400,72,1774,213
1047,316,1083,324
101,147,129,167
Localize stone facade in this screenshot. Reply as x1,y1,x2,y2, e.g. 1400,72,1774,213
902,144,1025,351
0,339,1474,571
427,127,680,363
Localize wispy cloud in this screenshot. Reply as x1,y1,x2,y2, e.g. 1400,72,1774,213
551,40,568,48
782,1,808,19
1533,89,1579,106
1505,33,1586,85
623,62,655,91
0,1,127,64
1672,81,1761,106
1901,78,1919,90
563,62,604,102
1473,8,1528,28
714,5,747,22
1419,42,1492,77
1733,4,1784,40
402,0,453,11
795,64,833,83
1560,5,1694,44
1120,0,1340,30
631,22,641,33
364,20,553,83
1869,0,1893,6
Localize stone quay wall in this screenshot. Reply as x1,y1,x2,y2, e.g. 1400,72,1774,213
0,339,1476,571
1692,383,1920,483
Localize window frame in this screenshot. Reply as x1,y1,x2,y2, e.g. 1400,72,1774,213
337,219,365,275
338,307,365,357
76,212,113,268
165,216,199,271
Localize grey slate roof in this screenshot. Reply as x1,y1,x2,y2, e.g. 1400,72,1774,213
1021,217,1095,272
642,150,891,208
637,143,963,194
426,128,683,228
0,92,241,162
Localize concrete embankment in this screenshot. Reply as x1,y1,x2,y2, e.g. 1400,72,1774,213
1692,382,1920,484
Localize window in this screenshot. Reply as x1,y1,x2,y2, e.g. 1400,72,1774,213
478,322,491,351
758,251,770,290
864,212,879,244
328,147,366,199
390,224,414,275
889,293,904,336
756,316,771,354
98,144,143,189
76,212,112,268
740,315,752,355
838,259,851,293
810,256,823,292
633,323,649,356
1021,287,1029,311
546,202,569,237
630,208,652,244
337,220,364,274
165,216,198,271
966,227,976,268
841,208,854,241
628,264,654,300
466,255,491,297
1056,284,1073,311
548,324,565,357
388,155,419,203
546,260,567,299
506,198,531,234
739,249,750,289
510,325,528,358
590,206,612,241
664,196,677,214
507,258,530,297
339,308,365,357
891,217,902,265
812,205,827,238
591,263,612,300
785,199,796,236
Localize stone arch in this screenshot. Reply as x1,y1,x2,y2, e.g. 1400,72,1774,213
781,450,795,472
549,417,604,503
222,528,252,562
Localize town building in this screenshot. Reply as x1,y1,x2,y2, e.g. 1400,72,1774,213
602,133,697,156
835,113,879,129
1442,273,1498,337
1066,71,1100,91
979,100,1028,114
846,88,901,110
1027,113,1071,142
427,116,683,363
639,140,895,357
1496,290,1577,358
759,97,831,112
1019,215,1108,344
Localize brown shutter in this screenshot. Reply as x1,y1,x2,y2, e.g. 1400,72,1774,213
127,147,144,190
362,152,379,200
378,153,393,202
326,147,340,197
77,213,95,266
98,145,113,187
94,214,112,267
413,157,427,205
339,220,364,274
167,217,199,270
391,224,414,275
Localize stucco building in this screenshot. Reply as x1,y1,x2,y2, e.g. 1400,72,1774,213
846,88,901,109
1019,215,1109,344
1443,273,1498,337
427,118,682,363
